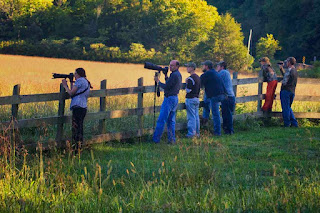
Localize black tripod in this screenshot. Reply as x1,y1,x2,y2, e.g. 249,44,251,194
153,72,161,130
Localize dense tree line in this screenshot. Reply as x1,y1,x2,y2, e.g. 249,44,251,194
208,0,320,63
0,0,253,70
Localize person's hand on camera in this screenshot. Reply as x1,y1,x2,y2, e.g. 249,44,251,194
62,79,68,89
154,75,160,83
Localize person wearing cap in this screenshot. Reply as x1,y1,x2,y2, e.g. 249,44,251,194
200,60,226,136
278,57,298,127
153,60,182,144
201,62,211,126
216,61,235,135
259,57,278,112
184,62,201,138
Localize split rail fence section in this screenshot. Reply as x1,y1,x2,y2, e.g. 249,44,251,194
1,72,320,147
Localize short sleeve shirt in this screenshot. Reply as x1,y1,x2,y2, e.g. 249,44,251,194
70,77,90,110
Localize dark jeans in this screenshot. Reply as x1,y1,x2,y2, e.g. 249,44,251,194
72,107,87,148
209,94,226,136
221,96,235,134
280,90,298,127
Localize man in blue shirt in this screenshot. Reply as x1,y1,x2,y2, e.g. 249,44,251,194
200,60,226,136
153,60,182,143
216,61,235,135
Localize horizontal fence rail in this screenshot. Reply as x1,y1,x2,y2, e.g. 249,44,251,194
0,73,319,148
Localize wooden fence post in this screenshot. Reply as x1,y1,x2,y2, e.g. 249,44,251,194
137,78,144,136
56,83,66,145
232,72,238,98
257,70,263,113
11,84,21,146
11,84,21,122
98,80,107,134
232,72,238,115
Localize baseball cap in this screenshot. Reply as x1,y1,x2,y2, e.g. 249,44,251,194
201,60,213,67
216,61,227,68
184,62,197,69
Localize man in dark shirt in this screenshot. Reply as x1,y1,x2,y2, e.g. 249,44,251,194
279,57,298,127
200,60,226,136
184,62,201,138
153,60,182,143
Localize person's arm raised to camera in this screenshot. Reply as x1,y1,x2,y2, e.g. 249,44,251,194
62,79,78,96
158,72,177,90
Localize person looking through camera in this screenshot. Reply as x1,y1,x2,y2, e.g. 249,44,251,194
278,57,298,127
153,60,182,144
62,68,92,150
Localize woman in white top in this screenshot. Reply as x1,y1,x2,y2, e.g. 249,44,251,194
62,68,92,151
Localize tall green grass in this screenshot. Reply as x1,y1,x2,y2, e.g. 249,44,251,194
1,126,320,212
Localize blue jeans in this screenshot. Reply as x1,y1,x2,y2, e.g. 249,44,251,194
203,93,210,119
221,96,235,134
280,90,298,127
186,98,200,137
209,94,226,136
153,96,178,143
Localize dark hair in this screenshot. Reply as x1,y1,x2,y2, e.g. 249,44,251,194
176,61,180,67
287,57,296,65
75,68,86,77
75,68,93,88
218,61,227,69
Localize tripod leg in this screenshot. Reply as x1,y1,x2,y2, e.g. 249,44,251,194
153,81,157,130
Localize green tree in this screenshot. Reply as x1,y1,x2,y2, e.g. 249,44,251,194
198,13,253,71
256,34,281,59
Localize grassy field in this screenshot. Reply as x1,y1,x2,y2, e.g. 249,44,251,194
1,125,320,212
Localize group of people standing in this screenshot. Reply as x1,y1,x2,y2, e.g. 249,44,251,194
153,56,299,144
153,59,236,144
62,56,299,149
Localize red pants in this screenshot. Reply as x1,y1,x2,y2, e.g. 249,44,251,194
262,80,277,111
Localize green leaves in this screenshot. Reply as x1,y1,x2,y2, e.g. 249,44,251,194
256,34,282,60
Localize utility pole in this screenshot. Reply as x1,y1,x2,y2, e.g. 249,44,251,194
247,29,252,57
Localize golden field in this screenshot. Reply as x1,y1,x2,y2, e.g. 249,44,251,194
1,54,319,96
0,54,319,121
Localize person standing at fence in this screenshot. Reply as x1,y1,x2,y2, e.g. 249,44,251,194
278,57,298,127
201,84,211,126
62,68,92,150
153,60,182,144
259,57,278,112
200,60,226,136
184,62,201,138
216,61,235,135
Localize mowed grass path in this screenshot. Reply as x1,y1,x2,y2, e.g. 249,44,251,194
1,126,320,212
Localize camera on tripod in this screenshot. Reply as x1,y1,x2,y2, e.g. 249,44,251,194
144,62,169,76
52,73,74,82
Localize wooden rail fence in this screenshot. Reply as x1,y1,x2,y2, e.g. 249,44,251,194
1,72,320,147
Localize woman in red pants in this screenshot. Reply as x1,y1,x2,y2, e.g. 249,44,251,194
259,57,278,112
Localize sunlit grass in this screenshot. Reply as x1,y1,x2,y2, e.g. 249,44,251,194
1,127,320,211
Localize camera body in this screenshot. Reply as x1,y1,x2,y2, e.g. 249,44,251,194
144,62,169,76
52,73,74,82
277,60,288,68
